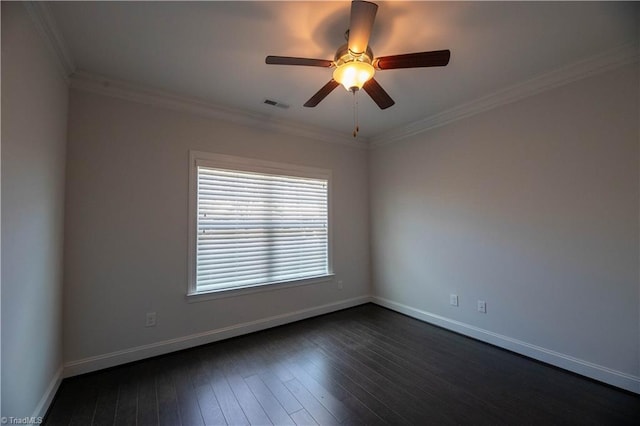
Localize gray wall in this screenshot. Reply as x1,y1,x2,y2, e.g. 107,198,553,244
1,2,69,417
63,90,370,365
370,63,639,387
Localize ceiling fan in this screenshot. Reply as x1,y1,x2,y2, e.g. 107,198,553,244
265,0,451,111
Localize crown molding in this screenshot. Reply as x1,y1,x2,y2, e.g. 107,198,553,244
369,41,640,147
69,71,367,148
23,1,76,83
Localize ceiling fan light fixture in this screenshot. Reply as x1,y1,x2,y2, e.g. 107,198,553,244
266,1,450,114
333,60,375,91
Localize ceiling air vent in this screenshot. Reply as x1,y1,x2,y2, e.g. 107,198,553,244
263,99,290,109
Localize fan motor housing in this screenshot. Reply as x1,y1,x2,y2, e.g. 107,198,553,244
334,43,374,66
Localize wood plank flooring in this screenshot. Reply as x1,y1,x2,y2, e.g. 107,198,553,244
45,304,640,425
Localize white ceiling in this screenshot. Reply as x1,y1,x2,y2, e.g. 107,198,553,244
49,1,638,139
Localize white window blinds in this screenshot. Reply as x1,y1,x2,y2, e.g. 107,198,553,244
195,164,329,293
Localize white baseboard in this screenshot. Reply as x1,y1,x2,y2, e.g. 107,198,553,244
371,296,640,394
32,365,63,419
63,296,371,377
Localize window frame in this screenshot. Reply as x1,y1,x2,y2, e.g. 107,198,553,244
187,151,334,301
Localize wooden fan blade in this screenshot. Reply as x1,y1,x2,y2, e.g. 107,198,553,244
363,78,395,109
266,56,333,67
348,1,378,55
374,50,451,70
304,80,340,107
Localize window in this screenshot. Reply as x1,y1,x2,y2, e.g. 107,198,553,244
188,151,332,297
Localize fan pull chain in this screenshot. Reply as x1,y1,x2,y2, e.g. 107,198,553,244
352,89,360,138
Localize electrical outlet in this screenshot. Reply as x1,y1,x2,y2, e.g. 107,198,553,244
477,300,487,313
450,294,459,306
337,280,343,290
146,312,157,327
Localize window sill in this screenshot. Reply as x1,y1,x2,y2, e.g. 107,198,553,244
185,273,335,303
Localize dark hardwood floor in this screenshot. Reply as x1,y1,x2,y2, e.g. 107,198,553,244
45,304,639,425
